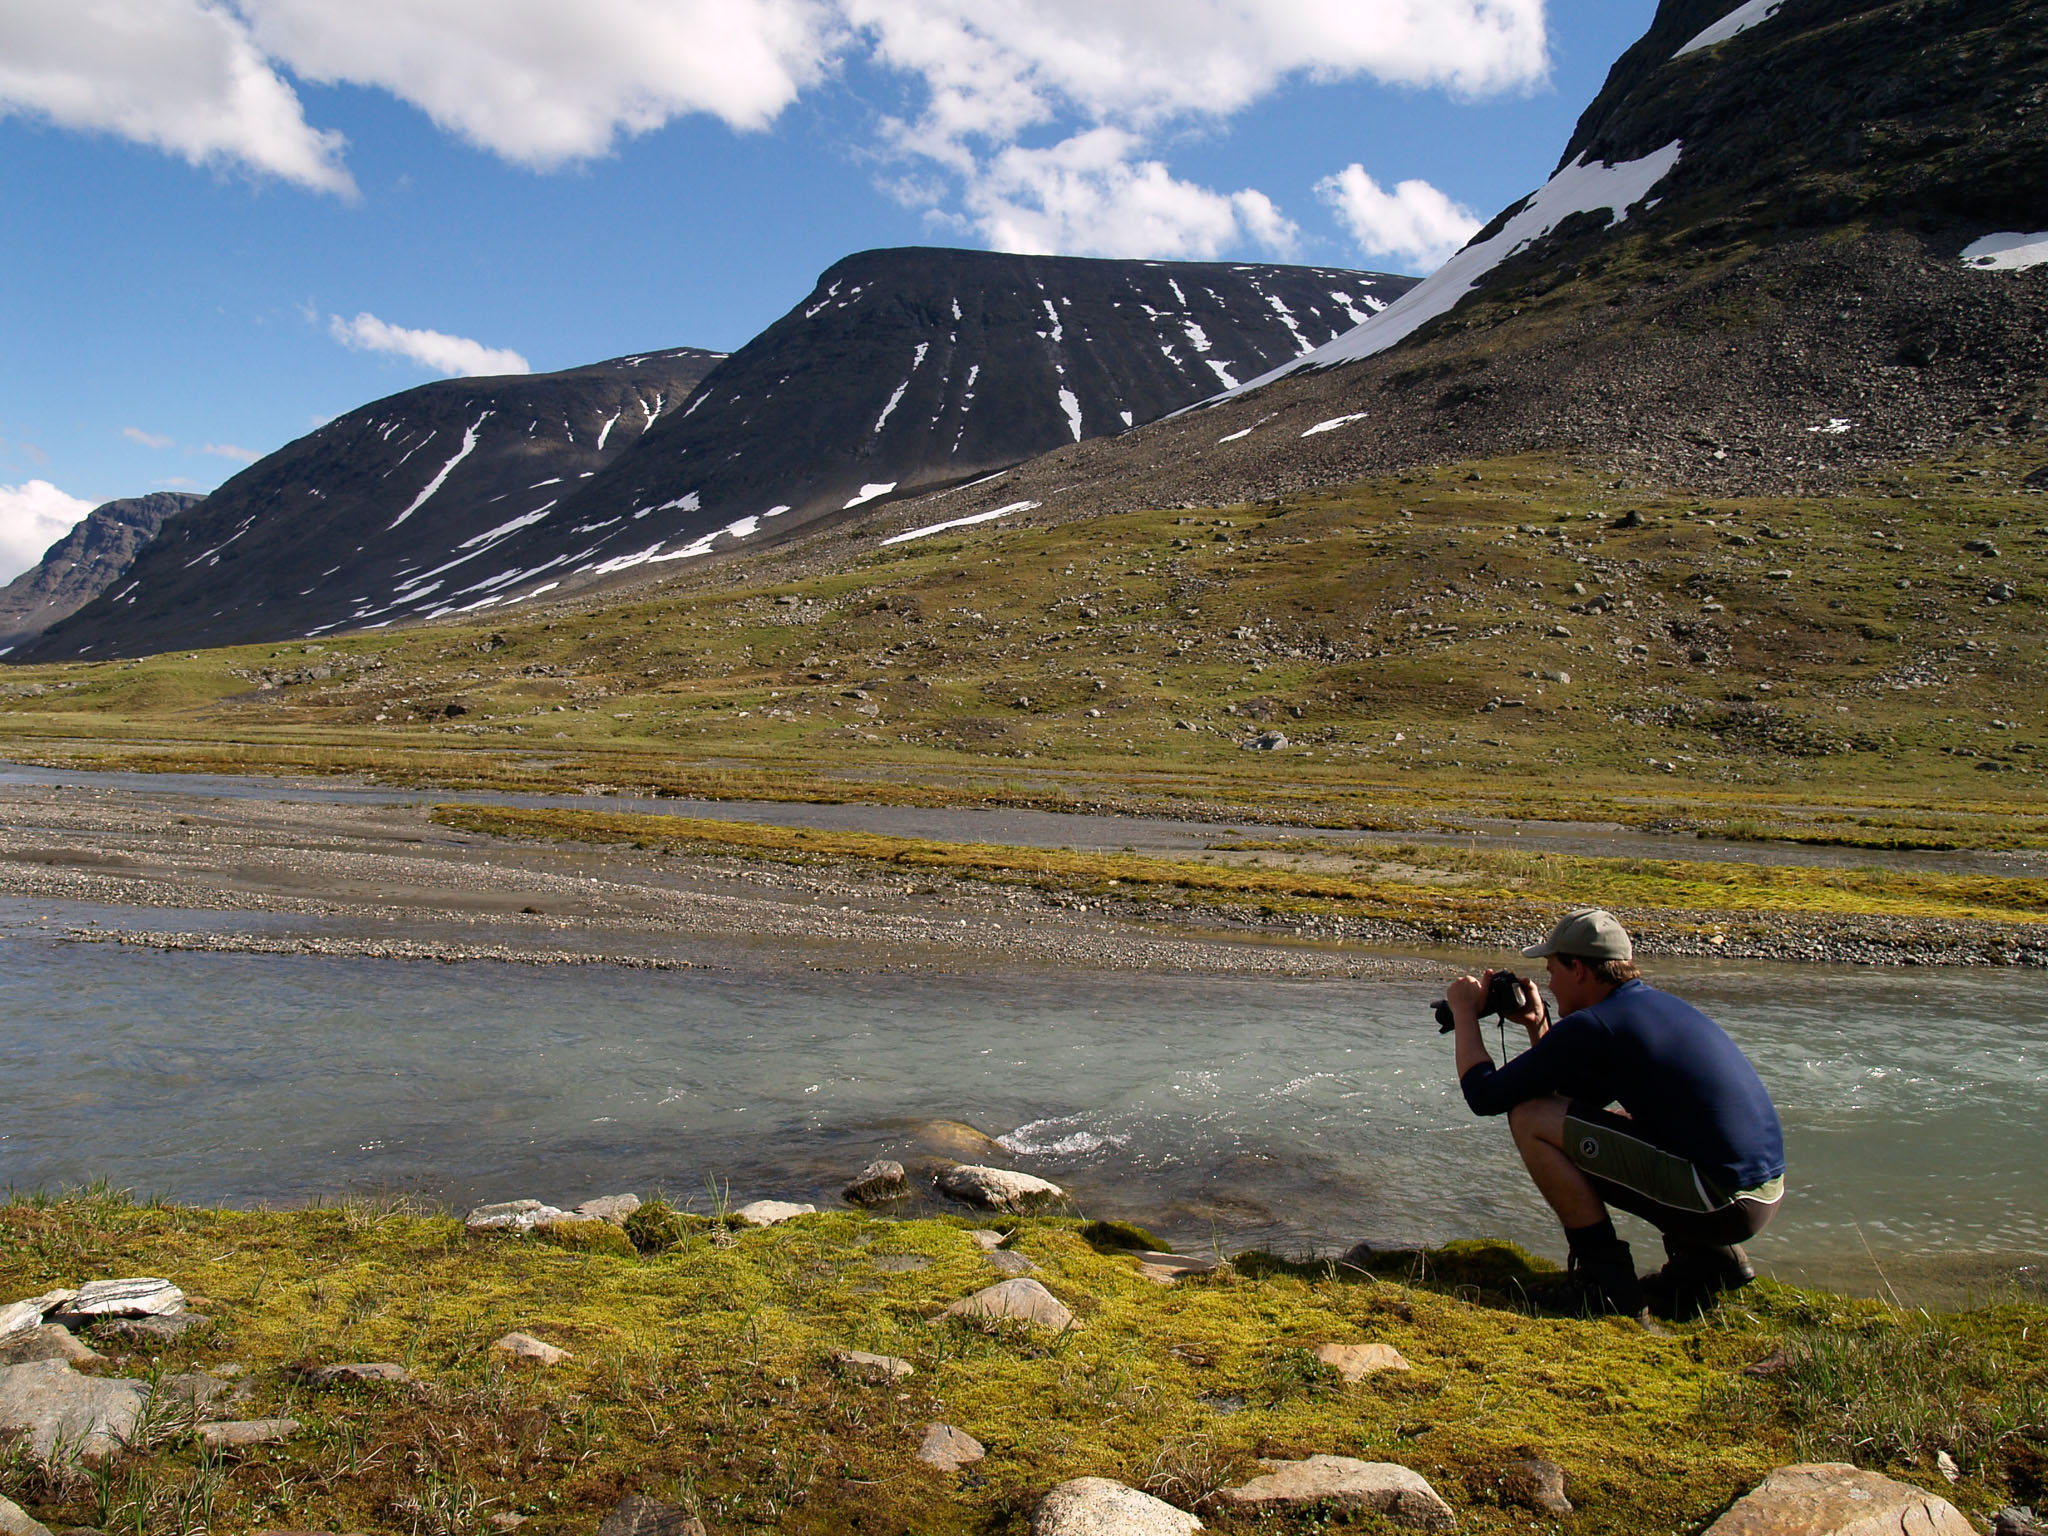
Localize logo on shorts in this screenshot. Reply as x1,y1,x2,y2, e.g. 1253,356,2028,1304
1579,1137,1601,1160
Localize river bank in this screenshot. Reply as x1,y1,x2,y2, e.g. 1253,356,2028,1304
1,1191,2043,1536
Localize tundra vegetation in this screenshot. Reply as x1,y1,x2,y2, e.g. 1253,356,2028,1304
1,1189,2043,1536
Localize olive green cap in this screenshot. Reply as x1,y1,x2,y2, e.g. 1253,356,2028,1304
1521,907,1634,962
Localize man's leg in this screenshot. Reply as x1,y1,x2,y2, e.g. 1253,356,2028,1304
1506,1096,1646,1317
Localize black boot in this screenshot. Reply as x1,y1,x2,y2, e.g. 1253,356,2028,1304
1641,1237,1755,1318
1526,1240,1650,1321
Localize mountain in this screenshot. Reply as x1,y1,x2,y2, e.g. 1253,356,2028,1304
817,0,2046,540
20,252,1412,660
19,348,724,661
0,492,202,654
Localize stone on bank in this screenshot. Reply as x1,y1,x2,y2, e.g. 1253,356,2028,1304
1032,1478,1202,1536
1705,1464,1975,1536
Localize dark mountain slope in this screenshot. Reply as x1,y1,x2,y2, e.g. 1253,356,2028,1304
0,493,201,653
20,349,722,661
805,0,2046,545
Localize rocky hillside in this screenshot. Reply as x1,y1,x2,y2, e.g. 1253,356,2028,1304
19,350,724,661
19,253,1409,661
0,492,201,653
804,0,2046,546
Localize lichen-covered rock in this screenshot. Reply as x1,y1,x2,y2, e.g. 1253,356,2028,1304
1032,1478,1202,1536
302,1362,410,1387
93,1314,208,1345
0,1360,150,1464
1704,1464,1974,1536
1135,1254,1227,1286
0,1293,77,1339
53,1279,183,1321
917,1423,985,1471
940,1279,1075,1332
1499,1459,1572,1516
199,1419,299,1450
733,1200,815,1227
935,1165,1065,1213
573,1194,642,1225
843,1160,910,1206
987,1249,1039,1277
0,1492,54,1536
594,1494,705,1536
1219,1457,1454,1529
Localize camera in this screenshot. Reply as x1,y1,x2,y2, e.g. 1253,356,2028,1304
1433,971,1531,1033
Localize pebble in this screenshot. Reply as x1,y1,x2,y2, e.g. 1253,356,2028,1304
1499,1458,1572,1515
491,1333,571,1366
1032,1479,1202,1536
967,1230,1009,1251
733,1200,815,1227
465,1201,569,1234
843,1160,911,1206
1313,1343,1412,1382
1134,1254,1226,1286
831,1349,914,1384
573,1195,642,1225
917,1423,985,1471
302,1362,411,1386
986,1250,1039,1277
199,1419,300,1450
1218,1457,1454,1530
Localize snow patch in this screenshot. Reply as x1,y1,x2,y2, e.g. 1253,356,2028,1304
875,379,911,434
1043,300,1064,344
390,413,492,529
1058,388,1083,441
1675,0,1787,58
1182,321,1213,354
1806,418,1855,435
1961,231,2048,271
1219,142,1684,401
883,500,1041,546
1120,410,1134,428
844,482,898,510
459,501,558,547
1205,360,1241,390
1302,412,1370,438
595,412,621,451
1218,426,1255,444
634,491,701,520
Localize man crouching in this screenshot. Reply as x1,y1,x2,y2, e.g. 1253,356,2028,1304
1445,908,1785,1320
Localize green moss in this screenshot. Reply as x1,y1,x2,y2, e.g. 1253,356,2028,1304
1079,1220,1172,1254
1,1194,2040,1536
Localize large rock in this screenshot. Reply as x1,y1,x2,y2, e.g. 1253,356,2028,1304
1314,1343,1412,1382
1032,1478,1202,1536
0,1327,98,1367
940,1279,1075,1332
843,1160,911,1206
465,1200,569,1234
914,1121,1010,1161
733,1200,815,1227
0,1294,77,1339
52,1279,183,1321
573,1194,642,1226
0,1493,52,1536
1704,1464,1975,1536
917,1423,985,1471
1219,1457,1454,1529
935,1165,1065,1214
0,1360,149,1464
594,1494,706,1536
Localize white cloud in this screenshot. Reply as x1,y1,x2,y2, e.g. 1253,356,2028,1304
122,426,175,449
964,129,1299,259
201,442,262,463
0,0,353,195
1317,163,1483,271
237,0,838,168
328,312,531,378
0,480,96,584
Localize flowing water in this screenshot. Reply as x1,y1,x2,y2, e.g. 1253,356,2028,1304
3,894,2042,1304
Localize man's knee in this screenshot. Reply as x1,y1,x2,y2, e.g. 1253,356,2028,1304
1507,1096,1566,1148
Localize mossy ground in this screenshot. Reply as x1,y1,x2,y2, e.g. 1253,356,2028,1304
1,449,2042,862
3,1194,2042,1536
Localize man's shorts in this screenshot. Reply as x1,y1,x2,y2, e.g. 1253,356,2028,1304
1563,1104,1783,1248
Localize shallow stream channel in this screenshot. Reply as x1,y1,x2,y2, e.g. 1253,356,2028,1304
3,878,2043,1307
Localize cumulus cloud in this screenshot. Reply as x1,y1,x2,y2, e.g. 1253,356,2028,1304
0,0,353,195
328,312,531,378
0,480,97,584
201,442,262,463
964,129,1300,259
122,426,175,449
237,0,838,168
1317,163,1483,271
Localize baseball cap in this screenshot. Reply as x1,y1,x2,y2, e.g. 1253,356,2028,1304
1521,907,1633,962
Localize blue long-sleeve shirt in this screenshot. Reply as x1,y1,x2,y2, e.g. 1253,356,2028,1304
1459,979,1785,1192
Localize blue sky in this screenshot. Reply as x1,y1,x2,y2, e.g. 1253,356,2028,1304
0,0,1657,579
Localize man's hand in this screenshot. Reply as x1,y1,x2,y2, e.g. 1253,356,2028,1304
1445,973,1491,1080
1500,973,1551,1042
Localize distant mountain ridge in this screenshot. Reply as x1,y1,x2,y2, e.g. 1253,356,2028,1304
0,492,202,653
22,349,724,660
19,251,1411,660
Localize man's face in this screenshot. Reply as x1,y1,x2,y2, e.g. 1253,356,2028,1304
1545,954,1595,1014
